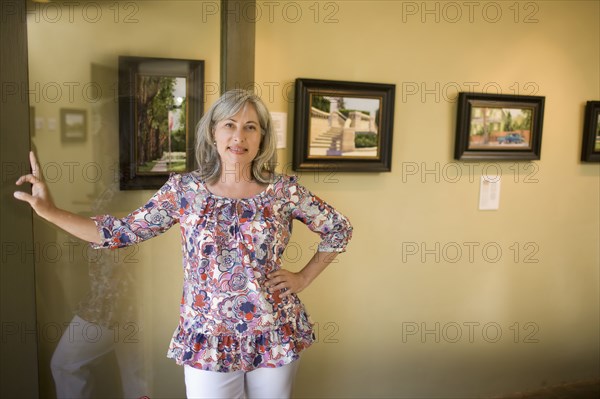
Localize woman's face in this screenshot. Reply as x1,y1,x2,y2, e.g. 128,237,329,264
213,103,262,171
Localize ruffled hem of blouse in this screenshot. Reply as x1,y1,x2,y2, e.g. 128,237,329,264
166,309,315,372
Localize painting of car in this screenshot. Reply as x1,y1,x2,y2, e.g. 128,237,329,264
498,133,525,144
455,93,544,160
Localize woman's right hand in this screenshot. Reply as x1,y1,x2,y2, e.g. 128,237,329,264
13,151,101,244
14,151,57,219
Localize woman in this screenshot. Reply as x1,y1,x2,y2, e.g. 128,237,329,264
15,89,353,398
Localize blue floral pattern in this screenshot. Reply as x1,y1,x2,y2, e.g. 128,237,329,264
90,173,352,372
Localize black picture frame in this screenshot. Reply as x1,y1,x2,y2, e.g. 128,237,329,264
455,92,545,161
293,78,395,172
118,56,204,190
60,108,87,143
581,101,600,162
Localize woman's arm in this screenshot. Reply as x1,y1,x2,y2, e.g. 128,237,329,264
14,151,101,244
265,177,353,298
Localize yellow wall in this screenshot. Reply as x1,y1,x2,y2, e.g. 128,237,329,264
26,1,599,398
255,0,599,397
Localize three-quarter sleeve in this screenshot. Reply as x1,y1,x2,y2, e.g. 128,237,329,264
90,174,182,249
287,177,353,253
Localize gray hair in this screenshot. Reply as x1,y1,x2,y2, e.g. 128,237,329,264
195,89,277,184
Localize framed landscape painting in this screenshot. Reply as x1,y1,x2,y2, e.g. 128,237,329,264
118,56,204,189
455,92,545,161
293,78,395,172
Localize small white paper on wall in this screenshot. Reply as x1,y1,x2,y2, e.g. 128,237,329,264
479,175,501,210
270,112,287,149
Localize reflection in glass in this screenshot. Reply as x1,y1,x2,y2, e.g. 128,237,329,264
27,2,216,397
48,183,148,398
52,60,150,398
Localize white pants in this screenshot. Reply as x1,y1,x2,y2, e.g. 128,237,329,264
184,360,300,399
50,315,148,399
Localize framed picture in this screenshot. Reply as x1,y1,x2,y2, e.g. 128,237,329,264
581,101,600,162
454,92,545,161
118,56,204,190
60,108,87,142
293,78,395,172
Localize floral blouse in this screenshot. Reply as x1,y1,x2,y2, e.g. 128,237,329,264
91,172,352,372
